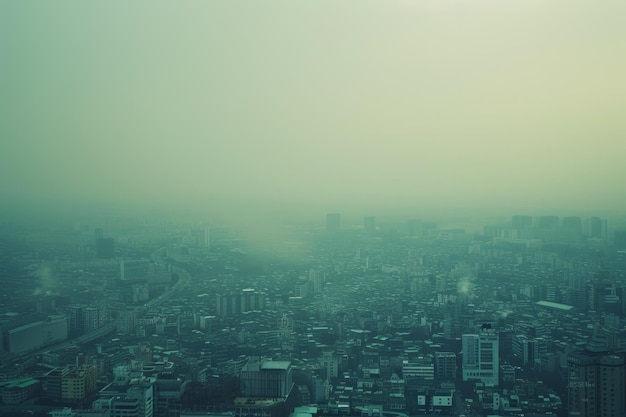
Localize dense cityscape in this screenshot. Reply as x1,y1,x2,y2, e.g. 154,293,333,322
3,2,626,417
1,210,626,417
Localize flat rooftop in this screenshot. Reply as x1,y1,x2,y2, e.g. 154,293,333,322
261,360,291,370
535,301,574,311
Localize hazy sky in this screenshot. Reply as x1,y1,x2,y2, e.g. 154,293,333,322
2,0,625,217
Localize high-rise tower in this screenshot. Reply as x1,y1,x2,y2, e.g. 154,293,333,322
363,216,376,233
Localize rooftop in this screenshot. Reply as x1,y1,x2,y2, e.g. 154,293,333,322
535,301,574,311
261,360,291,370
0,378,40,389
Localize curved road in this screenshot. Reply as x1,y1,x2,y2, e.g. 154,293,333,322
13,246,191,360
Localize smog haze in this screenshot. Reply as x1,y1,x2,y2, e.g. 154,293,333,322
2,0,626,220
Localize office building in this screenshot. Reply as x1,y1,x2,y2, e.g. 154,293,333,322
512,335,548,369
584,217,608,238
309,269,325,294
45,367,70,400
434,352,457,380
535,215,559,240
402,357,434,380
462,324,499,386
240,357,293,398
69,306,103,336
321,351,339,379
61,365,97,403
364,216,376,233
216,289,266,317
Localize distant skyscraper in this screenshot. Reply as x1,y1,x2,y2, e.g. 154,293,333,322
216,289,266,317
326,213,341,231
204,225,210,249
562,216,583,240
538,215,560,229
536,215,560,240
585,216,607,238
568,348,626,417
363,216,376,233
309,269,325,294
511,215,533,229
462,323,499,386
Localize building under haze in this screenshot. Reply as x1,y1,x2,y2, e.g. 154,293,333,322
584,216,608,238
68,306,103,336
363,216,376,233
216,289,266,317
434,352,457,381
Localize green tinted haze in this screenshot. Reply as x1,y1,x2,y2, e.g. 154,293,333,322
2,0,625,217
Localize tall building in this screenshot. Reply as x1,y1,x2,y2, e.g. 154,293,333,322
61,364,97,403
326,213,341,232
364,216,376,233
204,225,210,249
567,348,626,416
309,269,325,294
321,351,339,379
434,352,457,381
216,289,266,317
512,335,548,370
44,367,69,400
82,307,101,333
535,215,559,240
511,215,533,229
462,324,499,386
511,215,533,239
562,216,583,240
68,306,103,336
538,215,559,230
191,226,210,250
584,217,608,238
